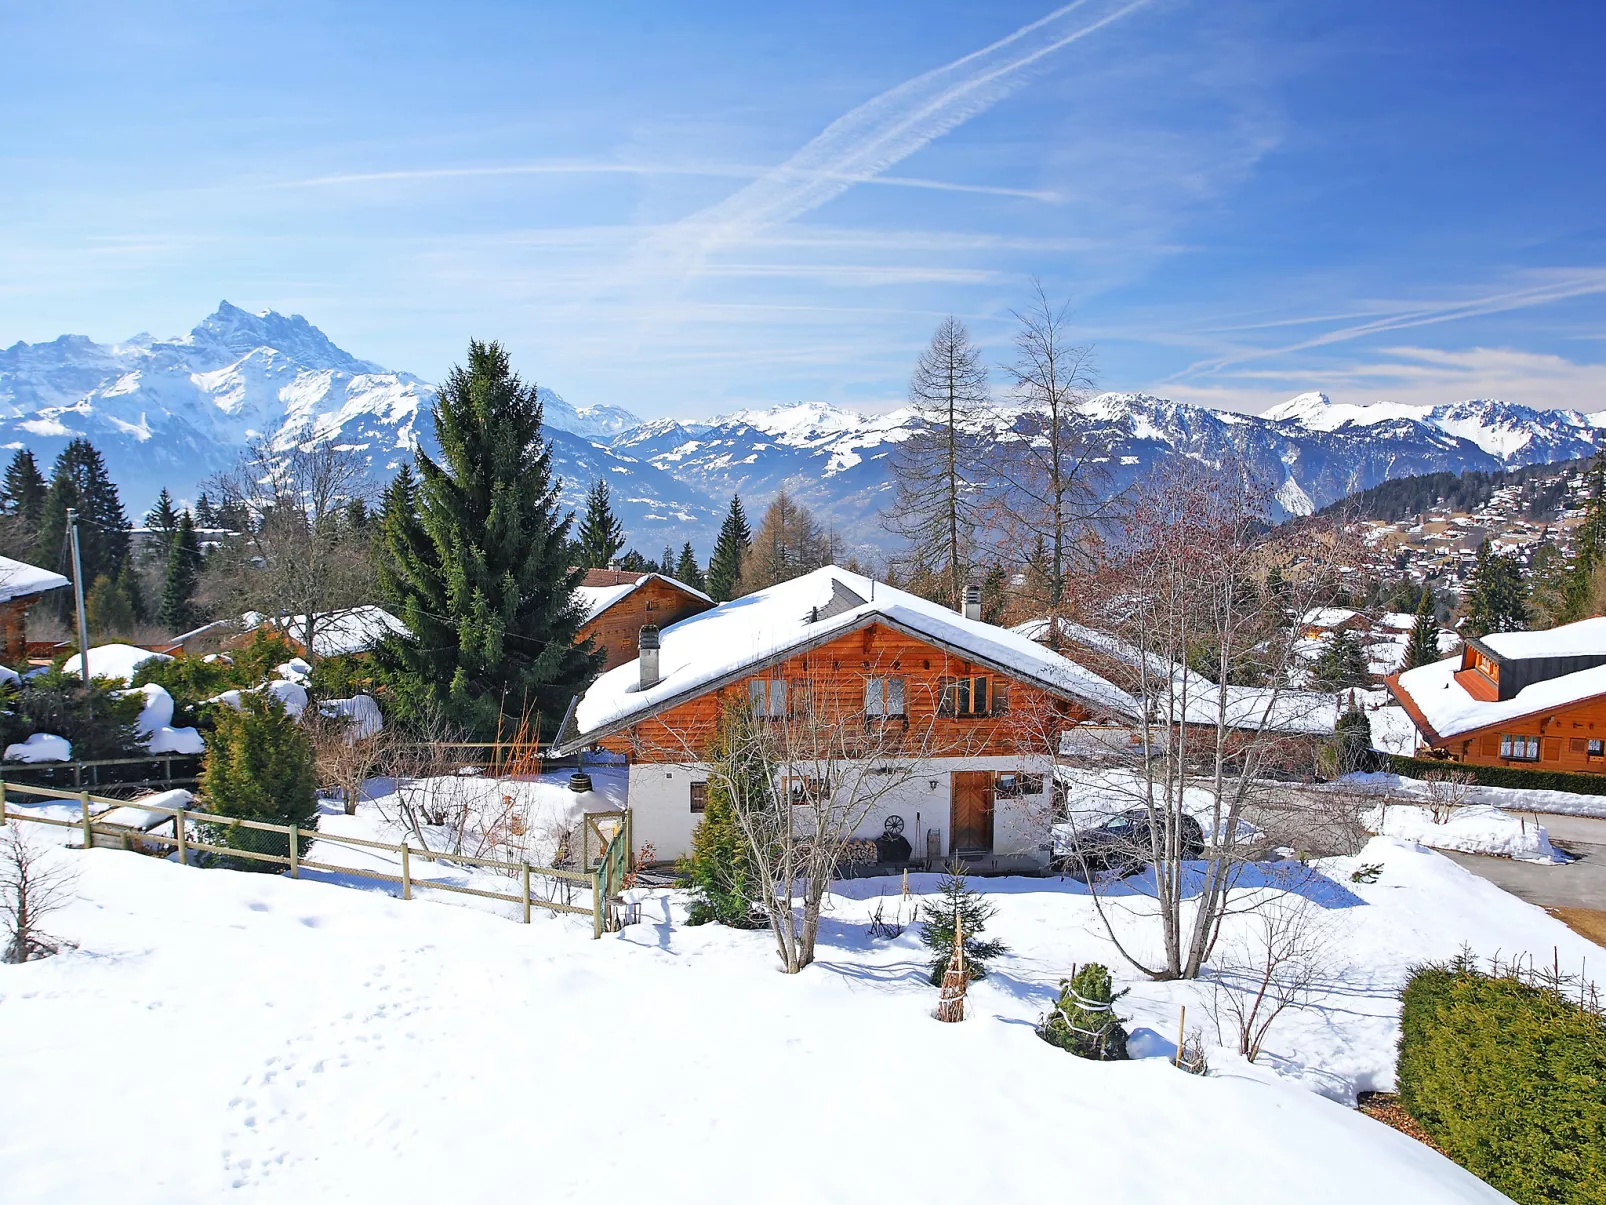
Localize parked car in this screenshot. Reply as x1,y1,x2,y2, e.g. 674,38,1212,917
1053,808,1205,878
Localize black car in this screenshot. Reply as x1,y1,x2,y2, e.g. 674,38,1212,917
1054,808,1206,878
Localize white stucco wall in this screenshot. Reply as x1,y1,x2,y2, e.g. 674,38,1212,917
627,755,1056,866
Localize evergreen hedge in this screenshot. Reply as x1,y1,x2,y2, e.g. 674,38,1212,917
1387,754,1606,796
1397,957,1606,1204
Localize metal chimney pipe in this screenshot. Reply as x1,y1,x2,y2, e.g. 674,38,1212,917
962,584,982,623
639,624,661,690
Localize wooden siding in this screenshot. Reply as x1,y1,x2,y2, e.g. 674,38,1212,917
0,598,30,662
579,578,714,671
1424,693,1606,774
597,621,1088,762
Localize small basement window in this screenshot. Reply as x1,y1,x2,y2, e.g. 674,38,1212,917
1499,734,1540,761
994,772,1044,798
689,782,708,814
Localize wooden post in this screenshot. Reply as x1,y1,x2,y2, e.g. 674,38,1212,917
591,871,602,939
163,754,172,786
522,863,532,924
400,841,412,901
289,826,299,879
175,804,187,864
1174,1004,1187,1068
79,790,92,849
74,761,82,790
625,809,634,872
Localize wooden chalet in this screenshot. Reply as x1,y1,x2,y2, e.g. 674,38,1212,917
1387,617,1606,771
575,570,713,669
0,556,71,662
1299,608,1372,640
554,568,1136,866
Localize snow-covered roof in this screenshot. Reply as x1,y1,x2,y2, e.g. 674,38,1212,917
560,567,1137,750
1300,607,1362,629
246,606,409,658
1474,617,1606,660
1392,652,1606,741
574,573,712,624
0,555,70,603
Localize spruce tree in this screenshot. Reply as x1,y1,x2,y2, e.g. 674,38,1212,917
919,862,1008,984
374,340,602,737
0,449,47,537
1463,542,1528,638
682,776,760,927
84,573,135,638
144,488,179,540
617,549,652,573
115,558,147,626
201,692,318,870
1310,627,1370,690
1564,449,1606,621
575,478,627,569
705,495,751,602
159,511,203,632
675,542,706,592
1401,587,1443,670
193,490,218,528
1037,963,1130,1060
34,439,131,611
660,545,675,576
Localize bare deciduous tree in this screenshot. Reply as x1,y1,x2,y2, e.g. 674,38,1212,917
886,316,992,609
203,439,373,663
1420,768,1477,825
306,709,393,816
1,822,78,963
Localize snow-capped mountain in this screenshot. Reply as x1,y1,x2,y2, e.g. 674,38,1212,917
2,305,1601,556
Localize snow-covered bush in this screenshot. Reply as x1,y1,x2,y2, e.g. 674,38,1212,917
200,692,317,871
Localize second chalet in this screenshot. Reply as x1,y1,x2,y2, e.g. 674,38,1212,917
554,566,1136,868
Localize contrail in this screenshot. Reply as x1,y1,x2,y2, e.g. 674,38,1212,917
661,0,1152,262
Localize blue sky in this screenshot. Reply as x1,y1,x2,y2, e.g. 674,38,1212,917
4,0,1604,418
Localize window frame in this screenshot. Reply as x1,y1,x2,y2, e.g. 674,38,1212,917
689,781,708,814
1499,733,1540,761
864,675,908,719
938,673,1008,718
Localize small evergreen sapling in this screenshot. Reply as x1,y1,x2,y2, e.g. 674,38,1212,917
201,692,318,871
919,863,1007,984
682,778,763,928
1037,963,1130,1060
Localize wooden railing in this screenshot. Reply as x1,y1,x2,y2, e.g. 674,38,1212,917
0,781,630,939
0,754,203,792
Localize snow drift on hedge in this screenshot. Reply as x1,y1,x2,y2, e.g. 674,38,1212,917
3,732,70,762
207,680,308,719
1363,802,1566,863
318,695,382,740
120,683,206,756
61,643,171,684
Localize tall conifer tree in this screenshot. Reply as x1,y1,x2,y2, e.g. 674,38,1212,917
34,438,131,617
1564,449,1606,620
1401,586,1443,670
1463,542,1528,638
0,449,47,557
159,511,203,632
576,478,626,569
675,542,706,591
706,495,751,602
375,341,601,736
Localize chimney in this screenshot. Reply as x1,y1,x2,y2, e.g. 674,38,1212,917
962,584,982,623
639,624,661,690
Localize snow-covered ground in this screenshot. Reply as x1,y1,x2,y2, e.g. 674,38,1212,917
1364,801,1566,862
1351,770,1606,820
0,830,1551,1204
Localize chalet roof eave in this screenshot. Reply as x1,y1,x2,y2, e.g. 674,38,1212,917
551,610,1137,756
1385,670,1606,747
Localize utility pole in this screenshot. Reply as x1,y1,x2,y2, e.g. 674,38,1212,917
66,507,92,716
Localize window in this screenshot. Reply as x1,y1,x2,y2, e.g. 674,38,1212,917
993,772,1044,798
1592,740,1604,758
785,776,829,805
1499,734,1540,761
864,676,907,718
689,782,708,814
748,678,789,719
938,675,1007,717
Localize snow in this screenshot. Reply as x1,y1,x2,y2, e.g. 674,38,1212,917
574,573,711,624
1368,705,1421,755
317,695,383,740
246,608,408,659
121,682,206,755
1346,770,1606,820
3,732,70,762
1363,801,1566,862
1393,651,1606,739
208,680,309,719
1301,607,1362,629
96,788,193,832
61,643,171,684
566,567,1137,747
0,828,1558,1203
0,555,70,603
1477,615,1606,658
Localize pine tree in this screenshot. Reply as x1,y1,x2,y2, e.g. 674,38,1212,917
576,478,626,569
374,340,602,737
706,495,751,602
617,549,652,573
0,449,47,550
1402,587,1443,670
675,542,706,591
919,863,1008,984
682,776,760,927
1310,627,1370,690
1330,694,1374,775
201,692,318,870
660,545,675,577
740,490,830,594
144,488,179,539
1037,963,1130,1060
159,511,203,632
192,490,218,528
1463,542,1528,638
34,439,131,614
1564,449,1606,621
84,573,135,638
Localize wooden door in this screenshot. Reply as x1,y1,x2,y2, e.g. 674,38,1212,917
950,771,994,855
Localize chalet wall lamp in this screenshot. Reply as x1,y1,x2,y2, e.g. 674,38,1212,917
927,779,939,791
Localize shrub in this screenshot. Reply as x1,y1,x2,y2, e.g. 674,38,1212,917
1397,955,1606,1204
9,668,144,761
201,692,318,871
1388,754,1606,796
919,863,1008,985
1038,963,1130,1060
681,778,764,927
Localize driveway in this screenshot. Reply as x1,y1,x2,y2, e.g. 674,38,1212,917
1441,814,1606,945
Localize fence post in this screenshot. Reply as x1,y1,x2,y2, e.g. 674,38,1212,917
522,863,532,924
74,761,82,790
591,870,602,939
625,809,634,871
163,754,172,786
401,841,412,901
289,825,299,879
175,804,187,864
79,790,92,849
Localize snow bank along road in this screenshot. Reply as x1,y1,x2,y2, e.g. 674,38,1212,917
2,838,1588,1203
1444,813,1606,914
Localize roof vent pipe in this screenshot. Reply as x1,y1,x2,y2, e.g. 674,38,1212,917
639,624,661,690
962,584,982,623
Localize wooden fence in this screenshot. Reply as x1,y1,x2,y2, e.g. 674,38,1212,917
0,753,203,793
0,780,634,939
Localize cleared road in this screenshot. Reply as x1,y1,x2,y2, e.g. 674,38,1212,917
1441,814,1606,915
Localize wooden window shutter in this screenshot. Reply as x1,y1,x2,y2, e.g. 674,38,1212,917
1481,733,1501,756
1571,737,1588,754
